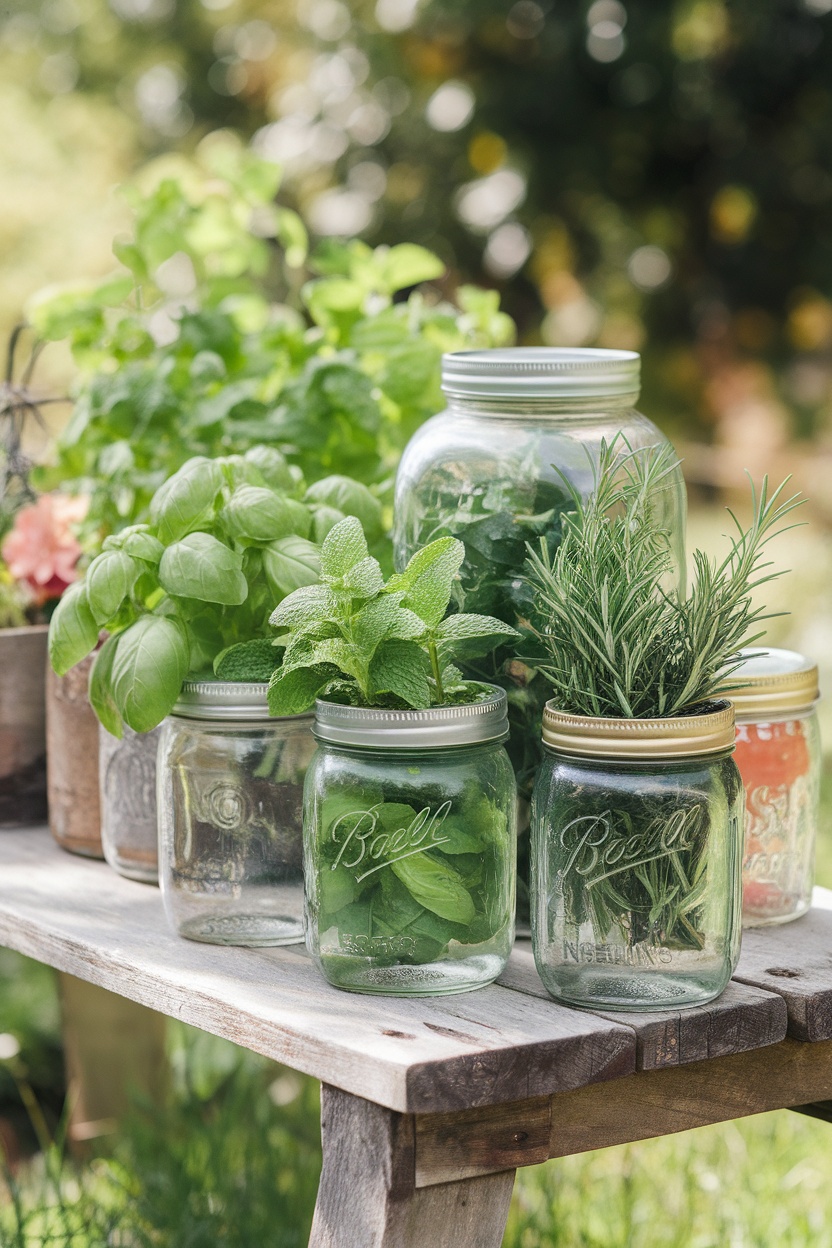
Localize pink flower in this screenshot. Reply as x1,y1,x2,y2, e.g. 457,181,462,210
2,494,88,607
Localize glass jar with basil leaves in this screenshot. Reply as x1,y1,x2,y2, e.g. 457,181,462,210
393,349,687,922
304,690,516,996
531,704,744,1011
158,680,315,946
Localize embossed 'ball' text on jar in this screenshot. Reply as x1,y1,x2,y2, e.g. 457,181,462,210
530,702,744,1011
304,689,517,996
730,648,821,928
392,349,688,923
157,681,315,946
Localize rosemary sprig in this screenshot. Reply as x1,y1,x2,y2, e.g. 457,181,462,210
525,437,803,720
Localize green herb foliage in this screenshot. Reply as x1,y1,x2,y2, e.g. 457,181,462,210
526,438,803,719
29,137,513,540
47,449,383,735
267,517,519,715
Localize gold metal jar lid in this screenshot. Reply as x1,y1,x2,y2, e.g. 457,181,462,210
725,648,819,720
542,701,736,760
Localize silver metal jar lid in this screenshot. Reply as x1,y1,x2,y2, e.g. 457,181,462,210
313,687,509,749
172,680,311,723
441,348,641,401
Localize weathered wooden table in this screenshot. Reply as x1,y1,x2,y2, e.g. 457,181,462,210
2,828,832,1247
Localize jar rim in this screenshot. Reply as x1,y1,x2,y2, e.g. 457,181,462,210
313,687,509,749
441,348,641,402
171,679,312,723
725,648,819,719
541,700,735,760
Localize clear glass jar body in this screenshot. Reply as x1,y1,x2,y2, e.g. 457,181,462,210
736,711,821,926
100,725,161,883
393,396,687,919
158,713,315,945
304,740,517,995
531,747,744,1010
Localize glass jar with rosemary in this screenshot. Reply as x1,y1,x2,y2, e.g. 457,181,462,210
266,516,519,995
526,439,802,1010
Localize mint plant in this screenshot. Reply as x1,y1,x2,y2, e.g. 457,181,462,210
267,517,519,716
28,138,513,540
47,449,382,735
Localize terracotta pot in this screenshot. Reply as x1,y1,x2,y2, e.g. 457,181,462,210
46,654,103,858
99,724,160,884
0,625,48,826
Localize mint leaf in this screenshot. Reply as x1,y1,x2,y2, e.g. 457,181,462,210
149,456,224,545
159,533,248,605
378,244,445,292
269,584,336,630
352,596,425,657
111,615,189,733
369,639,431,709
320,516,368,580
223,486,302,543
305,477,383,540
436,613,521,658
85,550,137,626
263,536,321,597
342,556,384,597
267,664,336,716
88,633,123,738
388,537,464,627
214,638,280,681
48,582,99,676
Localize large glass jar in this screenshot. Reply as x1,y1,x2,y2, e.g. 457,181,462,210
393,349,687,919
730,648,821,927
158,681,315,946
531,703,743,1011
304,689,517,996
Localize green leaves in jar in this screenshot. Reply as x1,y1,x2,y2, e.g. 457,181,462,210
267,517,520,715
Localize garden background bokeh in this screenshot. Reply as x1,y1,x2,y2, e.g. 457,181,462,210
3,1,832,1244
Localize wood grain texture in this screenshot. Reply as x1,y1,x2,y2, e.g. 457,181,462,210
0,828,635,1113
415,1095,551,1187
500,942,788,1069
545,1038,832,1159
734,888,832,1042
311,1086,515,1248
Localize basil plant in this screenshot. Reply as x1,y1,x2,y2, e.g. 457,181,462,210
47,447,382,736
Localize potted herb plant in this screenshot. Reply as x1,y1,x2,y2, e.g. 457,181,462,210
525,438,802,1012
266,516,520,996
47,446,382,884
0,327,89,829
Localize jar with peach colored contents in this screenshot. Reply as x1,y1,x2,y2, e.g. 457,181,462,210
731,649,821,927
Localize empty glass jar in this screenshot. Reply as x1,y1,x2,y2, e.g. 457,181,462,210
158,681,315,946
100,725,161,882
531,702,744,1010
304,689,517,996
393,349,687,921
731,648,821,927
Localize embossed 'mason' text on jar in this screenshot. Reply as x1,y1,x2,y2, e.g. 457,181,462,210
304,689,517,996
729,648,821,927
531,702,744,1012
157,680,315,946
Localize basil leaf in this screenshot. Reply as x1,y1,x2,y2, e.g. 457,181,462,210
122,531,165,564
159,533,248,605
390,853,475,925
305,476,383,540
263,536,321,597
378,243,445,292
85,550,137,626
149,456,224,545
88,633,123,738
223,485,301,543
48,582,99,676
111,615,189,733
243,446,295,493
309,504,346,544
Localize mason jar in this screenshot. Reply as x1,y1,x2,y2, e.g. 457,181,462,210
393,349,687,921
730,648,821,927
531,703,743,1011
157,681,315,946
304,689,517,996
100,725,161,883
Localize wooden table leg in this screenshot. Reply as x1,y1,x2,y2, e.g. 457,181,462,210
310,1085,515,1248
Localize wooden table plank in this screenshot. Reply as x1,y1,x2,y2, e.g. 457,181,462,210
0,828,635,1113
499,942,788,1069
733,888,832,1042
